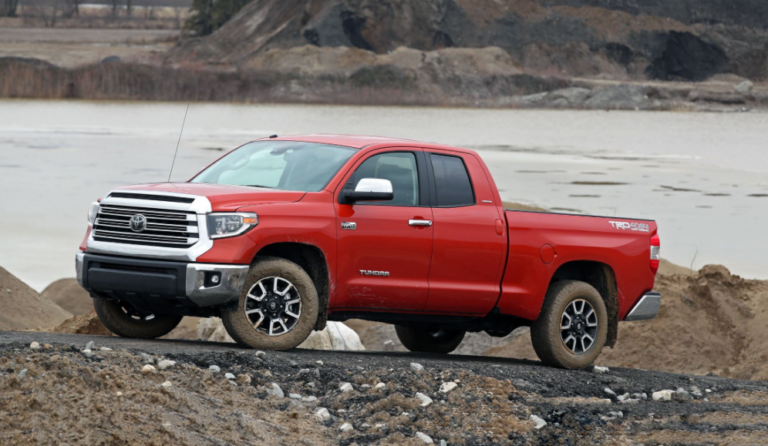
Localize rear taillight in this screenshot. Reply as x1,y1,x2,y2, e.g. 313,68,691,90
650,234,660,275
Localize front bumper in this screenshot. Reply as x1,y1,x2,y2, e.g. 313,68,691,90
624,292,661,321
76,252,248,311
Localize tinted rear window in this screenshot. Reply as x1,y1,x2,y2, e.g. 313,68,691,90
430,154,475,207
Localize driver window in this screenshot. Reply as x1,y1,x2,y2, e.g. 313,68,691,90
351,152,419,206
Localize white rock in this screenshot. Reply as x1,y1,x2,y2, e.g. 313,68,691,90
316,360,323,365
416,432,434,444
617,393,630,401
83,349,94,358
303,396,318,402
139,353,154,364
416,392,433,407
339,423,353,432
255,351,267,358
209,365,221,373
315,408,332,422
266,383,284,398
705,389,712,393
18,369,27,379
29,342,40,350
374,382,387,390
607,411,623,419
100,347,112,351
620,398,639,404
440,440,447,446
592,366,609,374
225,373,236,380
157,360,176,370
735,80,754,94
141,365,156,375
289,393,302,399
116,391,123,397
530,414,547,430
197,317,235,343
652,390,674,401
439,382,458,393
297,322,365,351
161,381,172,388
339,382,353,392
85,341,95,350
604,388,616,397
410,363,424,372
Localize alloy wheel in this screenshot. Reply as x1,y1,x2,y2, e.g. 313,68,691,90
244,276,302,336
560,299,598,354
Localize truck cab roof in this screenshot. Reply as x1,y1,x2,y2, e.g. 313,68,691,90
263,134,475,154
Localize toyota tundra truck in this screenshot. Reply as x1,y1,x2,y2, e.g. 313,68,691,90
76,134,661,369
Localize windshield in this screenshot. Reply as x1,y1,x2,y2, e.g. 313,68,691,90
191,141,357,192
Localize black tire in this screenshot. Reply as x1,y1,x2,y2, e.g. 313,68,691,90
395,325,466,354
93,298,182,339
221,257,319,350
531,280,608,369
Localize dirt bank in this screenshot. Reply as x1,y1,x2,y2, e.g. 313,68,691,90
0,267,71,331
3,332,768,445
485,261,768,381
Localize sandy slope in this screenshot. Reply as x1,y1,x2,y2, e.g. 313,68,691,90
0,267,71,331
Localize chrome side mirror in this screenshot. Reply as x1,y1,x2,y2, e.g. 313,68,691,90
339,178,394,204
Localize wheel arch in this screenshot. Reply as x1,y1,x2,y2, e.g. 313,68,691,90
253,242,330,331
547,260,619,348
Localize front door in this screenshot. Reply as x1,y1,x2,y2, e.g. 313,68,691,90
334,149,433,311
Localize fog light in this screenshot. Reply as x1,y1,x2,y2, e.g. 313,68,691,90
204,272,222,288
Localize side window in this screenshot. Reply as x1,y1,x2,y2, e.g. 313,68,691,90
350,152,419,206
430,154,475,207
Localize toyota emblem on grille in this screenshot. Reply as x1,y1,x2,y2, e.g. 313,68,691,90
129,214,147,232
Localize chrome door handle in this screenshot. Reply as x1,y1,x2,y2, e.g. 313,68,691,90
409,219,432,226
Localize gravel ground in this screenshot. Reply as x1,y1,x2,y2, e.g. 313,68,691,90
2,332,768,445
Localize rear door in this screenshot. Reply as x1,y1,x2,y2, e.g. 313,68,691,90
423,151,508,314
333,149,434,311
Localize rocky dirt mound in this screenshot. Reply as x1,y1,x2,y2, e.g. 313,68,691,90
170,0,768,82
0,267,71,331
41,278,92,316
485,261,768,380
3,334,768,445
51,311,112,336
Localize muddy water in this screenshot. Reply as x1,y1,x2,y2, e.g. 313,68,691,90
0,100,766,290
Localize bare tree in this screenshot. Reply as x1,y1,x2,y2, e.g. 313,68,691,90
1,0,21,17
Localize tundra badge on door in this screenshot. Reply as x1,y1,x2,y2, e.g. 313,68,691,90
360,270,390,276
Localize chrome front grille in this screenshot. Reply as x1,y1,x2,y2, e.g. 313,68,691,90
93,204,199,248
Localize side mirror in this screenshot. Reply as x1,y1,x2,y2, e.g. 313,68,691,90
339,178,394,204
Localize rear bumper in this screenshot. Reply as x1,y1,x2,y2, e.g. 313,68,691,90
624,292,661,321
76,252,248,311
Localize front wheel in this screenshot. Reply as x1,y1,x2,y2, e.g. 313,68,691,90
531,280,608,369
221,257,319,350
395,325,466,354
93,298,182,339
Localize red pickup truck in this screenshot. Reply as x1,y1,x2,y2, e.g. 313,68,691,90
77,135,661,369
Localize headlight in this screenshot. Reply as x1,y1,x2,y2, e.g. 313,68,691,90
87,202,100,225
207,212,258,239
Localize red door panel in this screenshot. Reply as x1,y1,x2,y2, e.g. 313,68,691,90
335,205,433,310
424,152,507,314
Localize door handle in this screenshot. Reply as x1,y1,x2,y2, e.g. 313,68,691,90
409,219,432,226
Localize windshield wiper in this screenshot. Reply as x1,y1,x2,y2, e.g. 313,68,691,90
245,184,275,189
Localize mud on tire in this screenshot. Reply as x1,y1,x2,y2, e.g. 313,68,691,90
395,325,466,354
531,280,608,369
221,257,319,350
93,298,182,339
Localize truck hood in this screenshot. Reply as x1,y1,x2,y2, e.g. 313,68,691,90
116,183,306,211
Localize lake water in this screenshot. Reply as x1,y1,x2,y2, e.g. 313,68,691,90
1,100,766,290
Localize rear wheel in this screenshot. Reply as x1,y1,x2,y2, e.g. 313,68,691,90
221,257,319,350
531,280,608,369
93,298,182,339
395,325,466,354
